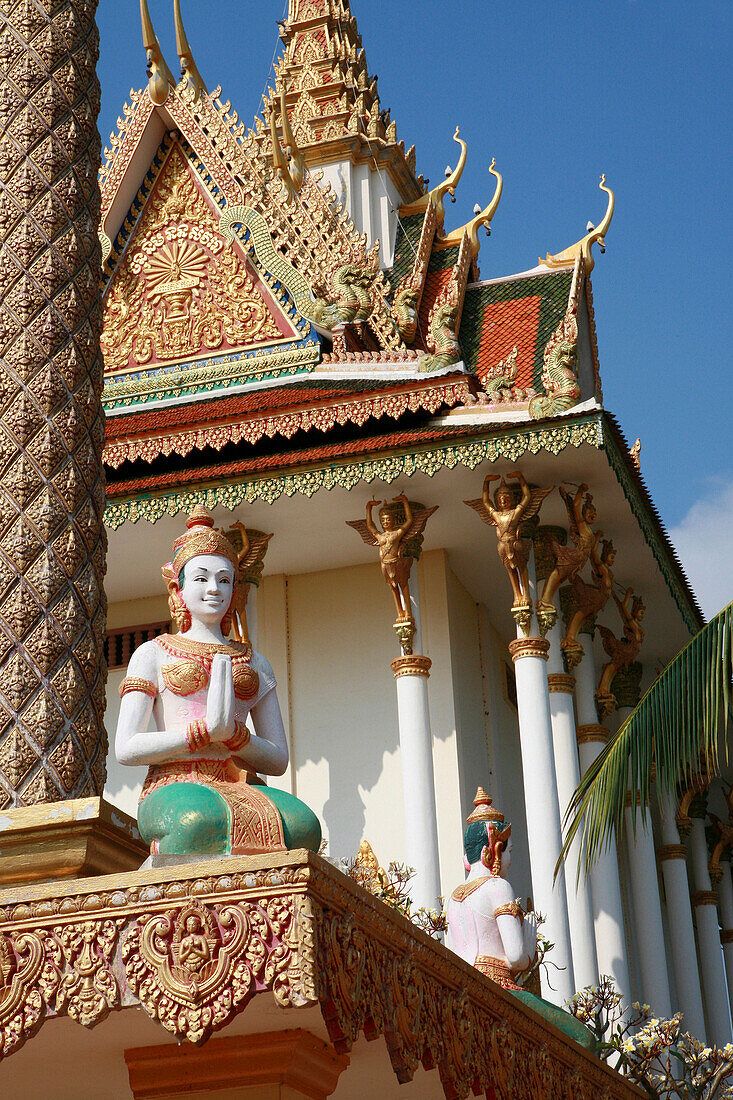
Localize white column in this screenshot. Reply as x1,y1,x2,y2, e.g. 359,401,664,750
658,798,707,1038
391,655,441,912
509,634,575,1003
688,817,732,1045
574,631,632,1005
614,703,672,1018
717,863,733,1014
546,620,598,990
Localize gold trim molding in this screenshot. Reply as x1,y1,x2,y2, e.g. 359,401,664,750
0,851,639,1097
391,655,432,679
657,844,687,862
508,638,550,663
692,890,718,908
547,672,576,694
721,930,733,945
576,723,609,746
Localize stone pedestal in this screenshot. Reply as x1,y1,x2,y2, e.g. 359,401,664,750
688,817,732,1044
508,635,575,1002
546,621,598,990
391,655,441,912
574,632,631,1005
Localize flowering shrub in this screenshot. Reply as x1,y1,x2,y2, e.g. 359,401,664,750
341,854,447,938
568,977,733,1098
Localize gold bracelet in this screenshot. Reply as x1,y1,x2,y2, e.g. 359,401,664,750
225,720,251,752
186,718,211,752
494,902,524,923
119,677,157,698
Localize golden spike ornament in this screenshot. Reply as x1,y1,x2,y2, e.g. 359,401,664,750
174,0,207,100
401,127,468,231
437,159,503,255
279,86,306,194
541,175,615,274
140,0,175,105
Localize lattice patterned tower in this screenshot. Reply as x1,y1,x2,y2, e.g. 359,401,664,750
0,0,107,806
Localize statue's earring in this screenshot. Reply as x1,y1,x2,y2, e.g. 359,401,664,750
491,842,503,877
168,582,192,633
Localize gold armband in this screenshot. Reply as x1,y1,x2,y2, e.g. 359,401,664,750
186,718,211,752
224,720,251,753
493,902,524,923
119,677,157,698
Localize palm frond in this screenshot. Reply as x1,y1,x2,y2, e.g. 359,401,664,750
557,600,733,877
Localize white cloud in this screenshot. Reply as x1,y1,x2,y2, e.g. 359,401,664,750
669,480,733,619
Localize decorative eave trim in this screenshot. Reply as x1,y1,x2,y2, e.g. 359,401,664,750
103,379,473,469
600,413,702,631
104,413,603,528
0,851,640,1099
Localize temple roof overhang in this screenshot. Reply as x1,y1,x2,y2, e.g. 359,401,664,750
0,849,642,1099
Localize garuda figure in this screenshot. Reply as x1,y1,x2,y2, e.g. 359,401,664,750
596,587,646,718
562,537,616,669
115,506,320,858
465,472,552,633
536,483,598,634
347,494,437,623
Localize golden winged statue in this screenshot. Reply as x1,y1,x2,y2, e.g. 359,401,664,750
346,494,438,622
596,587,646,716
223,522,273,644
465,473,553,625
535,483,599,632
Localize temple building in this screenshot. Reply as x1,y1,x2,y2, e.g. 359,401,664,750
0,0,729,1096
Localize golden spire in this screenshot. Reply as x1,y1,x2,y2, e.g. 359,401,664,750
174,0,207,100
140,0,174,105
437,158,503,255
401,127,467,230
541,175,615,274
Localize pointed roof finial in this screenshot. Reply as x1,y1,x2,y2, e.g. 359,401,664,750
437,158,503,256
174,0,207,100
541,175,615,274
140,0,174,105
401,127,467,230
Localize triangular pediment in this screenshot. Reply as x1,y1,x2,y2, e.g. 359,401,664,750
102,141,303,378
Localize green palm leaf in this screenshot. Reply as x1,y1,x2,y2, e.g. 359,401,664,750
557,600,733,877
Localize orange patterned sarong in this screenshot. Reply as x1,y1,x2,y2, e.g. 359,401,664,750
141,758,286,854
474,955,521,991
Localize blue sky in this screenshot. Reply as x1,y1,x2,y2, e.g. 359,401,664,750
96,1,732,605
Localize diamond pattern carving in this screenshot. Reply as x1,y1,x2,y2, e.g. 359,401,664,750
0,0,107,804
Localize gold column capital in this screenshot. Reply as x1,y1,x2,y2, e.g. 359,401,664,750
547,672,575,694
576,723,609,745
391,655,432,679
692,890,718,908
657,844,687,862
721,930,733,945
508,638,550,663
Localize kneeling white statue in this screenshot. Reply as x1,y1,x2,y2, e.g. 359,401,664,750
447,787,595,1050
115,505,320,859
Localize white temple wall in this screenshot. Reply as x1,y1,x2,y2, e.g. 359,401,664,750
317,160,401,268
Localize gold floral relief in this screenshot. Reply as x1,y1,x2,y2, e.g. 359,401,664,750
101,146,286,374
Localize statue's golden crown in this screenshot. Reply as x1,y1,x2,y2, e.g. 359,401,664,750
169,506,239,577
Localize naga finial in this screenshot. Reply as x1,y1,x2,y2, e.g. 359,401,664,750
401,126,468,230
437,158,503,255
541,175,615,274
174,0,207,100
140,0,174,106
